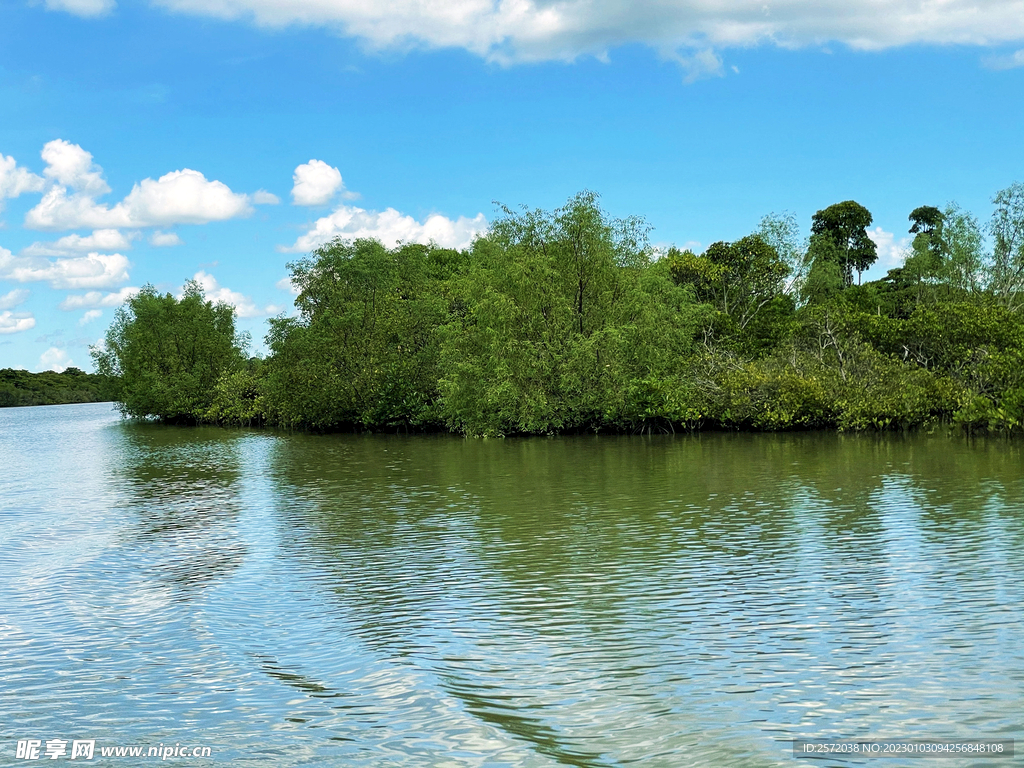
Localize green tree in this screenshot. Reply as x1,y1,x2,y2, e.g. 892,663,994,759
0,367,117,408
92,281,247,422
989,181,1024,310
667,234,788,329
909,206,944,236
757,211,808,296
809,200,878,286
262,239,458,429
801,234,844,304
439,192,701,435
937,202,986,298
898,206,946,306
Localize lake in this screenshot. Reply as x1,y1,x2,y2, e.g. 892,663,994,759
2,402,1022,766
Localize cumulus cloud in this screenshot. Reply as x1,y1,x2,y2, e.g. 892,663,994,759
79,309,103,325
281,203,488,253
0,288,30,310
23,228,135,257
867,226,911,269
24,140,266,231
41,140,110,196
59,286,139,310
150,231,184,246
192,271,284,318
44,0,115,17
291,160,346,206
1,155,45,212
120,169,254,225
0,311,36,335
39,347,74,372
0,246,131,289
151,0,1024,66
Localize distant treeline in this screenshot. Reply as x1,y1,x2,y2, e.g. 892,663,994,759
0,367,118,408
93,187,1024,435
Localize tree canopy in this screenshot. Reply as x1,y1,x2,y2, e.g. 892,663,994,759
0,367,117,408
809,200,878,286
92,185,1024,436
92,281,248,422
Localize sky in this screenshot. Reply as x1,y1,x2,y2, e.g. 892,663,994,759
2,0,1024,372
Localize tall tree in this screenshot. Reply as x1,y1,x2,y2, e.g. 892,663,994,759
439,192,699,435
989,181,1024,311
801,234,843,304
92,282,247,422
909,206,944,236
263,239,454,429
809,201,878,286
938,202,986,298
901,205,946,303
757,211,808,295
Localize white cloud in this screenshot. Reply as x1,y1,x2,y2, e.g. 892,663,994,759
281,203,488,253
0,311,36,335
252,189,281,205
150,231,183,247
41,140,110,196
867,226,911,269
121,169,253,226
44,0,115,18
24,186,122,231
0,246,131,289
24,140,257,231
0,154,45,209
150,0,1024,67
23,228,135,257
79,309,103,325
983,48,1024,70
39,347,74,372
59,286,139,310
276,275,300,295
291,160,345,206
192,271,282,318
0,288,30,310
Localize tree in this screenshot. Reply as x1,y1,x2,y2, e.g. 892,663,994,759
438,192,701,435
757,211,808,296
989,181,1024,310
909,206,944,236
262,239,456,429
92,281,247,422
900,205,946,304
667,234,788,329
552,191,618,336
801,234,844,304
809,201,878,286
938,203,986,298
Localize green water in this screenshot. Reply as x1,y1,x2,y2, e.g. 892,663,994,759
1,403,1022,766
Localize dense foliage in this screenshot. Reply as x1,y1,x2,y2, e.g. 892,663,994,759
92,282,249,423
0,367,117,408
96,187,1024,435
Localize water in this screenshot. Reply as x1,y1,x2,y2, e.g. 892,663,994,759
1,402,1022,767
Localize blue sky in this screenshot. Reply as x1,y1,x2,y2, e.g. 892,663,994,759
2,0,1024,371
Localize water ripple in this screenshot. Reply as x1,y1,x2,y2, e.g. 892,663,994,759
1,407,1022,766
